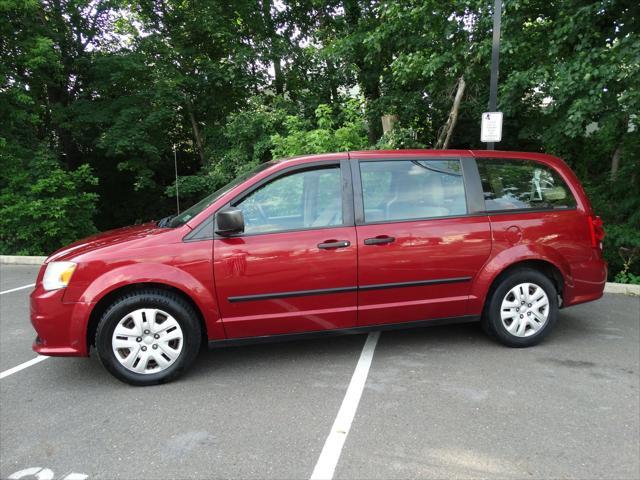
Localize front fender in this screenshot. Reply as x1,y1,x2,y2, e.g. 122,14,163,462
468,243,571,315
73,262,225,341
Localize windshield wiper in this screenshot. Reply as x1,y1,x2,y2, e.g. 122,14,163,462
157,215,176,228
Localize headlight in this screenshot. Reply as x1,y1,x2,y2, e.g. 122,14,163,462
42,261,77,291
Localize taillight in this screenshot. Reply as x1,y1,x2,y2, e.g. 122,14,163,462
588,215,605,249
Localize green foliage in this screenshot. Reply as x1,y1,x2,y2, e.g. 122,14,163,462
614,271,640,285
271,100,368,157
585,145,640,279
0,146,98,255
599,224,640,282
0,0,638,281
376,127,426,150
166,97,293,204
611,232,640,284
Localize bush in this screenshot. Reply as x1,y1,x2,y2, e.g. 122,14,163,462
0,145,98,256
600,225,640,283
375,126,426,149
271,100,368,157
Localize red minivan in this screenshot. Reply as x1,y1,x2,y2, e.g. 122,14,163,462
30,150,607,385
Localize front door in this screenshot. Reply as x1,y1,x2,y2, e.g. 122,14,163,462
353,156,492,326
214,161,357,338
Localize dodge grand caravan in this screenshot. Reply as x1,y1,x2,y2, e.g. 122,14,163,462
30,150,607,385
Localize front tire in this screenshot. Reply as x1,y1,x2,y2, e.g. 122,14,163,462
483,268,558,347
95,289,201,386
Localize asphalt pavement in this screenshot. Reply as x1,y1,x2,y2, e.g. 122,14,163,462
1,264,638,479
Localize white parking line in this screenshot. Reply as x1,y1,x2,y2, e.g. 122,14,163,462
0,283,35,295
310,331,380,480
0,356,49,380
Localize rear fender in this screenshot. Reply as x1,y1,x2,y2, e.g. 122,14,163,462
468,244,571,315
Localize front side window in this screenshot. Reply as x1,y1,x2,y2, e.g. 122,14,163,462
360,159,467,223
168,161,275,227
478,159,576,211
234,166,343,234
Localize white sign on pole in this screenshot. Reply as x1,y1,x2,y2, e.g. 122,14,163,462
481,112,503,142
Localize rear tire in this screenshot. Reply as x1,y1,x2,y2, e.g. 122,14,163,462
482,268,558,347
95,289,201,386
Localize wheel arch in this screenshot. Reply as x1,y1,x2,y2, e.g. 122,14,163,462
482,259,565,316
86,282,209,353
469,243,571,317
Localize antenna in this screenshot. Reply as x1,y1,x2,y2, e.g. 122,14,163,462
173,145,180,214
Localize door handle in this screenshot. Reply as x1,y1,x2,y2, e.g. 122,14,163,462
364,236,395,245
318,240,351,249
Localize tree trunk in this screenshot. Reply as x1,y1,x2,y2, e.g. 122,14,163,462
186,101,206,165
344,0,382,145
362,78,382,145
262,0,284,95
273,57,284,95
610,144,622,179
46,84,82,169
381,115,399,134
435,76,466,149
40,2,85,170
326,58,339,103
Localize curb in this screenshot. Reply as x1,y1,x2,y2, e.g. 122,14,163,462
1,255,639,296
0,255,47,265
604,282,640,296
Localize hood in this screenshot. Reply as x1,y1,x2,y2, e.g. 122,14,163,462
47,222,174,263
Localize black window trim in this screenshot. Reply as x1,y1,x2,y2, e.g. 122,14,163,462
352,156,485,226
186,159,355,241
185,154,580,241
476,156,579,214
482,206,577,216
185,161,341,241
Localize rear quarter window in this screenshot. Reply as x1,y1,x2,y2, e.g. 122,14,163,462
478,159,576,211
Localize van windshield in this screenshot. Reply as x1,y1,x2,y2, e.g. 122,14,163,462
166,162,275,228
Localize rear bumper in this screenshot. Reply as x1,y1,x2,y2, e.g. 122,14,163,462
30,285,93,357
564,257,608,307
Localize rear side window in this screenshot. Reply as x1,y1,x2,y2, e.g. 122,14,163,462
478,159,576,211
360,159,467,223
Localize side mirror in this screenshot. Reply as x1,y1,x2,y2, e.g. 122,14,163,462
215,208,244,236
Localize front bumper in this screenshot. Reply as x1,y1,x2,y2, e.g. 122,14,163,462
30,284,93,357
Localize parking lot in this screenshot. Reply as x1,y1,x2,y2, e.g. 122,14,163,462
1,264,639,480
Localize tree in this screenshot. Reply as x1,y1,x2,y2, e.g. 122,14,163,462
1,0,638,281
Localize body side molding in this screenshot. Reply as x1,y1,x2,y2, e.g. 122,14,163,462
227,276,473,303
